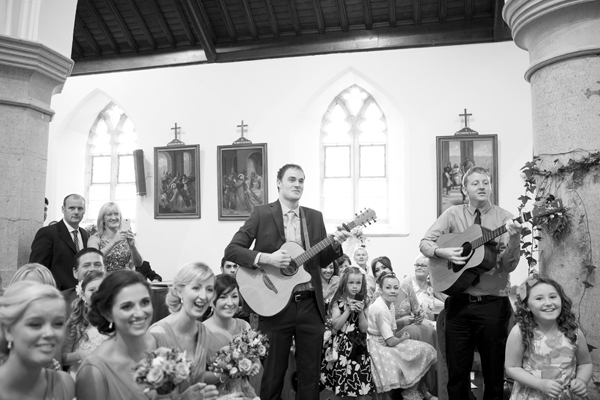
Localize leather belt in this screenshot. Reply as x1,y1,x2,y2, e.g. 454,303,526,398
293,290,315,302
456,293,502,303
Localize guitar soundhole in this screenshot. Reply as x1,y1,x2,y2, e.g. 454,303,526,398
281,261,298,276
461,242,472,257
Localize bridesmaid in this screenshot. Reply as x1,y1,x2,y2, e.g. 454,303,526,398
149,262,221,388
0,281,74,399
76,270,221,400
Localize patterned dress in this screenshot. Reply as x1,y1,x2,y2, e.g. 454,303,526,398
69,326,110,378
511,327,584,400
320,299,373,397
98,236,131,273
367,297,436,392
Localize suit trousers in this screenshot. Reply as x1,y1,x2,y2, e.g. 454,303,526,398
259,295,325,400
445,295,512,400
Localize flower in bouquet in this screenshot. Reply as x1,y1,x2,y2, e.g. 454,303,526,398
208,329,269,380
134,347,191,395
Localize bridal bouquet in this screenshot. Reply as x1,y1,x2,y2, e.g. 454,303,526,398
134,347,191,395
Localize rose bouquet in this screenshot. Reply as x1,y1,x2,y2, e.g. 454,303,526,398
208,329,269,399
134,347,191,395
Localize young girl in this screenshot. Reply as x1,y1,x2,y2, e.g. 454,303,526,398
321,267,372,399
505,275,593,399
367,271,436,400
63,270,109,376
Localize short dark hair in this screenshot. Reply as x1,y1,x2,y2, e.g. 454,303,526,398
371,256,392,276
88,270,151,335
334,254,351,269
276,164,304,182
73,248,104,271
63,194,85,207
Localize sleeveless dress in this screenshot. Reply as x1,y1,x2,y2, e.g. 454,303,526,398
68,326,110,378
44,368,73,400
320,299,373,397
367,297,437,392
77,355,148,400
510,328,583,400
98,235,131,273
150,320,209,391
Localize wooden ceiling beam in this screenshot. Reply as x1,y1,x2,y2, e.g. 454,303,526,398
413,0,421,26
465,0,473,21
388,0,397,28
493,0,509,41
263,0,280,39
75,14,102,57
182,0,217,62
439,0,447,23
287,0,302,36
105,0,139,52
311,0,326,35
72,38,84,59
171,0,197,46
148,0,176,48
124,0,157,50
82,0,120,54
240,0,259,40
362,0,372,30
336,0,349,32
216,0,238,42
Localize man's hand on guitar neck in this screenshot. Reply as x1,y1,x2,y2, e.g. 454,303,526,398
259,248,292,269
433,247,470,265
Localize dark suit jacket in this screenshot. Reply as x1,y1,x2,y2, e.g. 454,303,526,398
225,200,341,321
30,221,89,290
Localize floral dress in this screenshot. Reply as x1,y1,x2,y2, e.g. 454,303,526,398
511,328,583,400
320,299,373,397
69,326,110,378
98,236,131,273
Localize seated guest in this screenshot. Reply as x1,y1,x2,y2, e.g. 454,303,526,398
354,247,376,298
62,248,106,315
77,270,224,400
403,256,446,322
0,281,74,399
334,253,351,276
63,271,108,376
87,202,142,273
220,257,239,276
367,272,437,400
149,262,221,389
320,262,339,308
8,262,56,287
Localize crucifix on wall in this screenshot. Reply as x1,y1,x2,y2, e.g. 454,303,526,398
233,120,253,144
455,108,478,135
167,123,185,145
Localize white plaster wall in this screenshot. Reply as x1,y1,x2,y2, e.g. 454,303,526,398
47,41,533,285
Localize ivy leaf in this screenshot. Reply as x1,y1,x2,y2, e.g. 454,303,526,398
521,242,532,249
584,265,596,274
583,281,594,289
588,343,597,353
533,236,542,241
518,195,531,205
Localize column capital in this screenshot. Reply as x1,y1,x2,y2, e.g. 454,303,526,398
503,0,600,81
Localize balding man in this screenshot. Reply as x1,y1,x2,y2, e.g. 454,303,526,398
30,194,89,290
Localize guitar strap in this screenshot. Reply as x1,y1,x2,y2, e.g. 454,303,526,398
299,207,311,250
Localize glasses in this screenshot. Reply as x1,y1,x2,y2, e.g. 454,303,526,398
414,264,428,269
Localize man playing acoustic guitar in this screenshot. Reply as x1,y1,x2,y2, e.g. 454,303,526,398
225,163,351,400
420,166,522,400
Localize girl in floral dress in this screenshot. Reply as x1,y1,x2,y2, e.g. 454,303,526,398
505,275,593,399
321,267,372,399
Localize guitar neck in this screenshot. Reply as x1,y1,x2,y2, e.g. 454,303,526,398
293,221,358,266
471,215,523,249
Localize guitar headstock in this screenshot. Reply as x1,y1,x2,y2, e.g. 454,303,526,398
521,199,566,224
343,208,377,231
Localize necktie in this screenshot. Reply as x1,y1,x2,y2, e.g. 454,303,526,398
474,209,481,225
285,210,296,243
72,230,80,252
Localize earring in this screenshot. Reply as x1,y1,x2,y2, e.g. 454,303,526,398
7,341,12,350
109,322,114,330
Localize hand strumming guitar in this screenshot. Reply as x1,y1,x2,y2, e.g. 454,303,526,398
259,248,292,269
433,247,470,265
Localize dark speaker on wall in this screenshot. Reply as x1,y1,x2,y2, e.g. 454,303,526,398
133,149,147,196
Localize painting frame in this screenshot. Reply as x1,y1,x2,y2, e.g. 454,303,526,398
154,144,201,219
217,143,268,221
436,134,498,216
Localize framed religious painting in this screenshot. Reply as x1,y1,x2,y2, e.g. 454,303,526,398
217,143,268,221
154,144,200,219
436,134,498,216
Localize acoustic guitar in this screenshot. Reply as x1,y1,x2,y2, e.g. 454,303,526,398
429,200,562,296
236,208,377,316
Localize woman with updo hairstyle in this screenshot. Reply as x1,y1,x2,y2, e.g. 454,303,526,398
78,269,221,400
149,261,223,389
8,262,57,287
0,281,74,399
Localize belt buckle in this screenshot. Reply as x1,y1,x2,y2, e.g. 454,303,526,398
294,293,302,302
469,295,483,302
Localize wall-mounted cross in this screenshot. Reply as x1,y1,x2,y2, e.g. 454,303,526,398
171,123,181,140
237,120,248,137
459,109,472,128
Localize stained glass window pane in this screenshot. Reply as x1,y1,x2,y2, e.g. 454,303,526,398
325,146,350,178
360,146,385,177
92,156,111,183
118,155,135,183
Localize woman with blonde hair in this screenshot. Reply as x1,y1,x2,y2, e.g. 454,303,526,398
149,262,223,389
88,202,142,273
0,281,74,399
9,262,56,287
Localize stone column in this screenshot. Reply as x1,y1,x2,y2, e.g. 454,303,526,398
0,35,73,284
504,0,600,396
